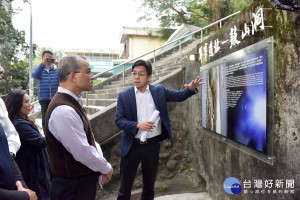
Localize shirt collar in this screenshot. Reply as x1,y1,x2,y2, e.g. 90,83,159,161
134,84,149,94
57,87,84,107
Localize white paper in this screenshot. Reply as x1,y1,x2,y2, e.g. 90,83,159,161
140,110,160,142
98,176,103,189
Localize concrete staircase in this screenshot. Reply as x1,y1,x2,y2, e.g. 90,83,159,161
30,37,205,130
83,37,203,108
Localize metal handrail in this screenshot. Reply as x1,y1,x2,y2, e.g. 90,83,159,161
86,11,240,105
100,130,122,145
92,11,241,81
90,11,240,105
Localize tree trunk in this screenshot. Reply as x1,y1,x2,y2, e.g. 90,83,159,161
163,0,187,24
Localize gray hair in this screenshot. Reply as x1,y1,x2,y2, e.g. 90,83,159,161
58,56,82,82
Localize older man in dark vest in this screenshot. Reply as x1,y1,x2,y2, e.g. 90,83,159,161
45,56,113,200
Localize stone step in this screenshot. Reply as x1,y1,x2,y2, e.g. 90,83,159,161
111,78,133,85
155,71,171,79
83,99,117,107
154,62,183,71
94,87,128,94
88,93,118,99
103,82,132,89
154,63,176,70
84,106,105,115
152,40,196,62
84,49,186,104
155,65,182,75
155,57,185,66
112,74,132,81
151,75,159,80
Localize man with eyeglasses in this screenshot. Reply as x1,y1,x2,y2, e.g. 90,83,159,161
115,59,204,200
45,56,113,200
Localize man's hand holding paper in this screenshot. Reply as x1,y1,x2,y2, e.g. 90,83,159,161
139,110,160,142
137,121,156,132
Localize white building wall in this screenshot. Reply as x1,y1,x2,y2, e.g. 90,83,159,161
128,35,165,60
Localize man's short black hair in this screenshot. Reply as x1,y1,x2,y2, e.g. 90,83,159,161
131,60,152,76
42,50,53,58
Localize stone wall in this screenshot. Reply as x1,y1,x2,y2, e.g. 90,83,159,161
179,0,300,199
91,1,299,199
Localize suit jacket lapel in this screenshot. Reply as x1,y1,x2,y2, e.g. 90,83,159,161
128,86,137,121
149,84,159,110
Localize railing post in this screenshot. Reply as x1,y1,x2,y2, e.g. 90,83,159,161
201,30,203,42
123,64,125,87
86,91,89,106
179,41,182,56
153,51,156,72
219,21,222,29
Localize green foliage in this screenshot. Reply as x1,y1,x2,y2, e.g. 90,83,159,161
179,128,194,172
138,0,253,38
159,184,168,194
0,1,30,95
93,79,102,85
138,0,189,26
33,46,64,67
138,0,190,38
9,60,29,89
179,154,193,172
156,28,176,40
182,128,190,144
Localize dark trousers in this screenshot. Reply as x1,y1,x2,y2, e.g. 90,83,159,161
39,100,51,132
50,174,98,200
117,137,160,200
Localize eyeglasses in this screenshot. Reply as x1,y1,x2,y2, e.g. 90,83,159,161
67,71,92,76
131,72,146,77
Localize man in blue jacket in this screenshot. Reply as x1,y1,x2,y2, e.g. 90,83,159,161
115,60,204,200
32,50,59,131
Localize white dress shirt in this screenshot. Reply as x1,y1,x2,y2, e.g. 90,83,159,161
0,98,21,155
48,87,112,174
134,85,161,139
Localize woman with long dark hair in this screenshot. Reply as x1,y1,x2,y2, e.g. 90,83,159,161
5,89,51,200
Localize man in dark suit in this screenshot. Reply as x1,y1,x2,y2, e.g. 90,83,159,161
115,60,204,200
0,124,37,200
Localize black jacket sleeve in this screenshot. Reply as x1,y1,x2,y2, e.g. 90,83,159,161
14,120,46,148
11,157,28,188
0,188,29,200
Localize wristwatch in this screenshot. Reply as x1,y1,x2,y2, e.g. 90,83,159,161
10,152,16,159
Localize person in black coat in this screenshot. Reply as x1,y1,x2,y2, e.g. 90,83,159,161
0,124,37,200
6,89,51,200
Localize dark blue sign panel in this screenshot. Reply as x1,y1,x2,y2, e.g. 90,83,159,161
202,48,267,153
